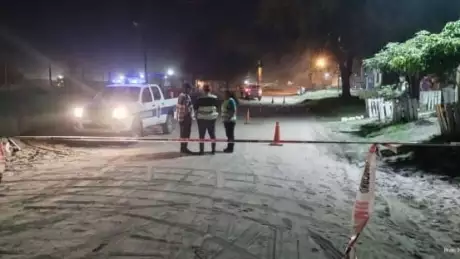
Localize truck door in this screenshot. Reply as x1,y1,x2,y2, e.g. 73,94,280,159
140,87,158,127
150,85,165,123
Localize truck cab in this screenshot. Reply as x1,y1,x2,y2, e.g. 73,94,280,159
73,83,178,136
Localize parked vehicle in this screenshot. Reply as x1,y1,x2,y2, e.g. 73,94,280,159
72,83,178,136
239,84,262,101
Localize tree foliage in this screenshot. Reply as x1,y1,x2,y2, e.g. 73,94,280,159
365,31,433,75
365,19,460,83
423,21,460,81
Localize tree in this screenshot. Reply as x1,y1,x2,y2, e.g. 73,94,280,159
423,21,460,84
257,0,460,98
364,31,434,98
365,19,460,98
258,0,386,98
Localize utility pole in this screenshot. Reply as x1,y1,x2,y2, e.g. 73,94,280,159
4,63,8,87
143,35,148,84
133,21,148,84
48,64,53,87
257,60,262,86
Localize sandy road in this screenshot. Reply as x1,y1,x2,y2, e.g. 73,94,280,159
0,117,459,259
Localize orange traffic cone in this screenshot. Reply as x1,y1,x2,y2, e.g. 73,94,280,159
244,109,250,124
270,122,283,146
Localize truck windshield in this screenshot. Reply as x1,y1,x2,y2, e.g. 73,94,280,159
94,86,141,102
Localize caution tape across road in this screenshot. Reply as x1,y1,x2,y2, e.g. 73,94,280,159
15,135,460,147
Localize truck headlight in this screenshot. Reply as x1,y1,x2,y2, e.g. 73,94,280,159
73,107,84,118
112,107,128,119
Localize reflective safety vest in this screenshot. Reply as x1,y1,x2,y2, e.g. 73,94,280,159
196,93,219,120
221,98,237,122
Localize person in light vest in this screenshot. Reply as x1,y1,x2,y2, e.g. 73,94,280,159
194,84,219,155
221,90,238,153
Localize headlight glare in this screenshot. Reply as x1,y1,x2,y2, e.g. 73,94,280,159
112,107,128,119
73,107,84,118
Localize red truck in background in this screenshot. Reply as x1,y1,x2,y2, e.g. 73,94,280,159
239,84,262,101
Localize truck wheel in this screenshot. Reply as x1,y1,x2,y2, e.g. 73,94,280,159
162,114,175,134
131,117,144,137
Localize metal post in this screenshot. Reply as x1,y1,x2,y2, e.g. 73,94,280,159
4,63,8,87
48,64,52,87
257,60,262,86
337,65,340,94
143,40,148,84
134,21,148,84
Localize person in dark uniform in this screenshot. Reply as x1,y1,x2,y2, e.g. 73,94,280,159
176,83,194,154
194,84,219,155
221,90,238,153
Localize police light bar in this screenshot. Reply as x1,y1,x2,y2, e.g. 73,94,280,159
127,78,144,84
111,75,146,84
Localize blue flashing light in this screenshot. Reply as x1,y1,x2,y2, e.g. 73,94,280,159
111,76,146,85
127,78,145,84
111,79,124,84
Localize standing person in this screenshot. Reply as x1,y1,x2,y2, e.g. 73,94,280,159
177,83,194,154
194,84,219,155
221,91,238,153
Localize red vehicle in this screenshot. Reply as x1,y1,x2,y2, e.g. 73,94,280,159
240,84,262,101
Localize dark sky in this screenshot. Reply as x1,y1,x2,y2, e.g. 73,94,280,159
0,0,257,78
1,0,459,80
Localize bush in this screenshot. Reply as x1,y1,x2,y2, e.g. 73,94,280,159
0,91,92,136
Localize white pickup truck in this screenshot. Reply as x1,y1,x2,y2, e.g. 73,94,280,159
72,84,178,136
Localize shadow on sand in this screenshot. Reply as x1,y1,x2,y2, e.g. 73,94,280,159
126,151,228,161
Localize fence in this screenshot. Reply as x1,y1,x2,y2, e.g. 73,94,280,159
366,97,419,122
435,87,460,135
364,87,458,135
442,86,458,104
419,91,442,112
436,102,460,135
366,90,447,122
366,98,393,121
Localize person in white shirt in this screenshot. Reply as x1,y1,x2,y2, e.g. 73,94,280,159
193,84,219,155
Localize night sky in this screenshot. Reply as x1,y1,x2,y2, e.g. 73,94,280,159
0,0,257,78
0,0,459,80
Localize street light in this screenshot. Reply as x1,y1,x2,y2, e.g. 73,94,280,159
57,75,64,79
316,57,327,68
167,68,174,76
